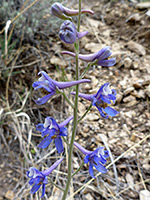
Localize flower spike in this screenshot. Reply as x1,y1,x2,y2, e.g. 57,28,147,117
62,46,116,67
27,158,63,197
51,2,94,20
32,71,91,105
59,20,88,44
71,83,119,118
37,116,73,153
74,142,109,178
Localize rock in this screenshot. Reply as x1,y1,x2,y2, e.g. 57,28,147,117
116,93,123,103
136,2,150,10
124,57,132,69
50,55,67,67
85,193,94,200
126,41,146,56
125,101,138,107
123,95,136,103
146,9,150,17
133,59,140,69
124,87,134,95
145,85,150,97
85,43,102,52
126,13,141,23
139,190,150,200
133,80,143,89
130,132,137,142
5,190,15,200
86,113,99,121
126,173,134,190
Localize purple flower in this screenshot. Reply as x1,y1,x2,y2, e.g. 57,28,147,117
32,71,91,105
59,20,88,44
71,83,119,118
51,2,94,20
37,116,73,153
74,142,109,178
27,158,63,197
62,46,116,67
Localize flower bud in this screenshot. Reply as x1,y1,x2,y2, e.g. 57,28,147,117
51,3,71,20
51,2,94,20
59,20,88,44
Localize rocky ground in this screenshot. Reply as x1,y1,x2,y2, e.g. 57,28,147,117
0,0,150,199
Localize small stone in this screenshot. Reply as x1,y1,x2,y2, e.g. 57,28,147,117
133,80,143,89
124,57,132,69
133,59,140,69
124,87,134,95
86,113,99,121
116,93,123,103
123,95,136,103
136,2,150,10
85,193,94,200
130,133,137,142
125,101,138,107
50,56,67,67
5,190,15,200
143,164,150,171
126,13,141,23
126,173,134,190
140,190,150,200
145,85,150,97
126,41,146,56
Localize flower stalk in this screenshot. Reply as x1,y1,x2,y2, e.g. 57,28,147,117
61,1,82,199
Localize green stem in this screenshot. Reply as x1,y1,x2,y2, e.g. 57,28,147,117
62,136,70,146
48,178,65,191
80,60,98,79
80,62,92,79
78,104,92,122
61,1,82,199
71,161,84,177
61,91,75,109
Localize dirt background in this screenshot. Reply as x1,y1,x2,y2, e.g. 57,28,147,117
0,0,150,199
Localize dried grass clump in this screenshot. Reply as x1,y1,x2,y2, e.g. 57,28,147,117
0,0,62,42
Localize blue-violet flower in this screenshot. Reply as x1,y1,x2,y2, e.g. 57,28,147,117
59,20,88,44
74,142,109,178
51,2,94,20
27,157,63,197
32,71,91,105
37,116,73,153
71,83,119,118
62,46,116,67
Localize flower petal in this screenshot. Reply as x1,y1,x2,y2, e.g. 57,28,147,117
36,123,44,132
35,92,56,105
93,163,108,174
59,127,68,136
96,106,109,119
89,163,95,178
42,158,64,176
103,106,118,117
30,184,41,194
84,155,90,164
59,116,73,128
74,142,92,155
41,184,46,198
38,136,52,149
55,136,64,153
97,58,116,67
